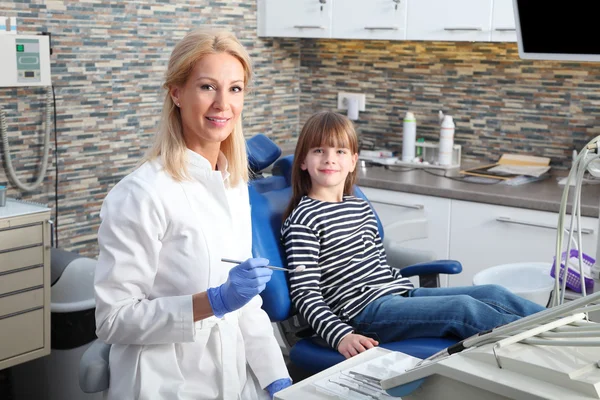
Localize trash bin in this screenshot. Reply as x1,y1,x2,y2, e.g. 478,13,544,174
11,249,102,399
473,262,555,307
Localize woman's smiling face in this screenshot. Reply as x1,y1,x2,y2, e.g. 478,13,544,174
173,52,245,154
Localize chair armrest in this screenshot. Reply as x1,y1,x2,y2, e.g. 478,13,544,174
400,260,463,278
79,339,111,393
385,240,436,270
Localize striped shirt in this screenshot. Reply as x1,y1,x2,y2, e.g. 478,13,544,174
281,195,414,349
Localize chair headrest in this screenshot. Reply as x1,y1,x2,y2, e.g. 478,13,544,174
247,134,282,173
272,155,294,186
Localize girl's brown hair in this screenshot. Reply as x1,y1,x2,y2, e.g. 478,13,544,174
142,29,252,186
283,111,359,221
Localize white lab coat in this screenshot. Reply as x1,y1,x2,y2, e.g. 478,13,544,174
94,150,289,400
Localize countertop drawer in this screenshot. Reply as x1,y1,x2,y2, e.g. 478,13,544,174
448,200,598,287
0,309,45,362
0,246,44,275
0,288,44,318
0,224,43,253
0,267,44,296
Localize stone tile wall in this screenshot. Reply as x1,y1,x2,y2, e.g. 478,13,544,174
299,39,600,168
0,1,300,256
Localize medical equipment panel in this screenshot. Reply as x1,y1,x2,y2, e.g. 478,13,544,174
0,199,51,370
0,34,51,88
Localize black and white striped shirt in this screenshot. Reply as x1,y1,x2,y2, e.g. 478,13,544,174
281,195,414,349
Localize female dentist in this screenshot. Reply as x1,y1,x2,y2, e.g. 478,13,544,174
94,29,292,399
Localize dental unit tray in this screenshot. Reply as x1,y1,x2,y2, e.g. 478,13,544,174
312,351,421,399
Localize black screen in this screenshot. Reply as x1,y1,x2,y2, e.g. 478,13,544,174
516,0,600,55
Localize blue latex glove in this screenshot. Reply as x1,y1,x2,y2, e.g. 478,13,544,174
207,258,273,318
266,378,292,399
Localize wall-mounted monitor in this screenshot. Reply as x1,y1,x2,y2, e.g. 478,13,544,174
513,0,600,62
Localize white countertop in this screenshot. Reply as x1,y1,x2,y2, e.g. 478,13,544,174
0,199,50,220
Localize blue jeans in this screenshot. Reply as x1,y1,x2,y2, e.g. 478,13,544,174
349,284,546,343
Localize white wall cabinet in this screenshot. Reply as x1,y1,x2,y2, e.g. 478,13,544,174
257,0,333,39
258,0,516,42
406,0,493,42
491,0,517,42
448,200,599,287
359,187,451,265
332,0,408,40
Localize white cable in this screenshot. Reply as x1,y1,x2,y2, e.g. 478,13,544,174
558,153,600,305
493,313,586,350
551,149,580,306
559,149,589,304
0,86,53,192
551,135,600,306
522,338,600,346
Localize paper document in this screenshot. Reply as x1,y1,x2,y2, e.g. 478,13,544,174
312,351,421,399
487,164,551,178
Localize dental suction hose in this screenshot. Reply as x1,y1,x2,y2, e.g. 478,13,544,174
0,86,53,192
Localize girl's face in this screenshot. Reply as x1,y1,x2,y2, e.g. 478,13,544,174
170,52,245,155
301,145,358,196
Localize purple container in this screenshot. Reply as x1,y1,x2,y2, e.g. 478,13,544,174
550,249,595,293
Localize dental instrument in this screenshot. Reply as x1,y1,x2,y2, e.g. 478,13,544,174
380,291,600,399
414,289,600,368
221,258,306,273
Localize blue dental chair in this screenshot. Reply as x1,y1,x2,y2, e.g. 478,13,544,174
78,134,462,393
248,136,463,375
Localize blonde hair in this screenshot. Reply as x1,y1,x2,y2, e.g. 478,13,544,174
142,29,252,186
283,111,359,221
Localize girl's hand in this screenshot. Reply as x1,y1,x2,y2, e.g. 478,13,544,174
337,333,379,359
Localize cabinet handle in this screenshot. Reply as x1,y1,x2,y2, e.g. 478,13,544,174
293,25,326,29
374,200,424,210
443,27,482,31
494,28,516,32
364,27,399,31
496,216,594,235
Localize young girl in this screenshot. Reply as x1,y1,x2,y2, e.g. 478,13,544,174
281,111,546,359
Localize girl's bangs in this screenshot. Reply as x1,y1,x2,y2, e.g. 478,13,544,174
313,124,353,150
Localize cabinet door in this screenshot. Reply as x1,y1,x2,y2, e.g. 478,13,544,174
258,0,333,38
406,0,493,41
332,0,407,40
491,0,517,42
448,200,599,287
359,187,451,262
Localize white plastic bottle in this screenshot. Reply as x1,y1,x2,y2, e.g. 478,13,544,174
438,114,455,166
402,111,417,162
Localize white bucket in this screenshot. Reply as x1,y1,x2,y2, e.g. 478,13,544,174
473,262,555,307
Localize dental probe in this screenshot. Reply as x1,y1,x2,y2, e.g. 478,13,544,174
221,258,306,273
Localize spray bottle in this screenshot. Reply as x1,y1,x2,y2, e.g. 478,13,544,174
438,110,455,166
402,111,417,162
